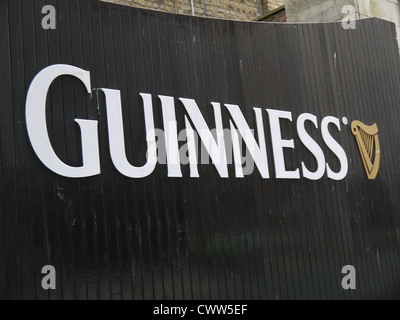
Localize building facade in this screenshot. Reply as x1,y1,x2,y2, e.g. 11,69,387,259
285,0,400,48
101,0,285,20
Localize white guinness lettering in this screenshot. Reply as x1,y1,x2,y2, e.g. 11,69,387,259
226,105,269,178
267,109,300,179
101,89,157,178
26,64,100,178
297,113,326,180
321,116,348,180
25,64,349,180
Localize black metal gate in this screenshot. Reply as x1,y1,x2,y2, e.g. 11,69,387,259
1,0,400,299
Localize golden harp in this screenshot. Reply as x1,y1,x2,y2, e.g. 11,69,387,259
351,120,380,180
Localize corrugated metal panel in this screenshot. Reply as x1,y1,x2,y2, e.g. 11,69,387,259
1,0,400,299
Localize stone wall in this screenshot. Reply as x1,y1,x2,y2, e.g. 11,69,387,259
356,0,400,45
265,0,285,11
285,0,400,48
285,0,351,22
100,0,285,20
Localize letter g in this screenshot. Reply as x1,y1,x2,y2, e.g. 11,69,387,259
26,64,100,178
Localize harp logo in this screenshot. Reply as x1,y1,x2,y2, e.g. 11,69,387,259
351,120,380,179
